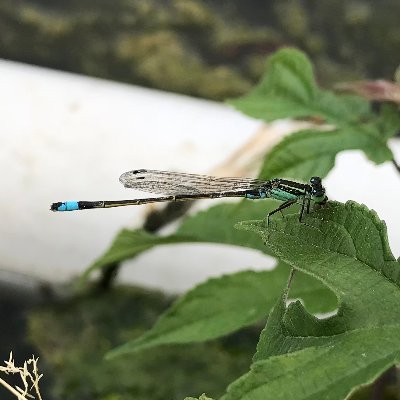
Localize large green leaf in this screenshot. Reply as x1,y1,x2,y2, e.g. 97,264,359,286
229,48,369,124
106,264,336,359
81,229,196,281
89,201,334,358
229,201,400,400
84,201,276,280
373,103,400,140
258,125,393,181
223,324,400,400
229,48,399,182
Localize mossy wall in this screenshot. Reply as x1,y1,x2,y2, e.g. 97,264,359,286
1,0,399,100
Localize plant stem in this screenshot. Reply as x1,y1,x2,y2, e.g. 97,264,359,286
392,158,400,175
0,376,28,400
97,201,192,290
284,269,296,302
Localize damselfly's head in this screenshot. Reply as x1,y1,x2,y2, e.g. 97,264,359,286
309,176,328,204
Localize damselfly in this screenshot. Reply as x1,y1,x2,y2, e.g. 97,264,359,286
51,169,328,220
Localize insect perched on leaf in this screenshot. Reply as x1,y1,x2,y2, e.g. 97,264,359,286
51,169,327,221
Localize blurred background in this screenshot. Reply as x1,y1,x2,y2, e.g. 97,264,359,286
2,0,400,98
1,1,400,399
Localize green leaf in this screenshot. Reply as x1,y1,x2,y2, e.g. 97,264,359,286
238,201,400,332
175,201,278,252
258,125,393,181
106,265,336,359
230,201,400,399
85,200,289,282
81,229,196,281
86,201,334,357
84,201,275,281
374,103,400,140
229,48,369,124
222,325,400,400
228,48,395,182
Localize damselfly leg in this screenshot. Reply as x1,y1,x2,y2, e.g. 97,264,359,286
267,198,298,225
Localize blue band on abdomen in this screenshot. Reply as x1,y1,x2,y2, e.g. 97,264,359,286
58,201,79,211
245,190,267,200
259,191,267,199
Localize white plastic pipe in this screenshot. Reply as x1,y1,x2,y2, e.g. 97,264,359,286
1,59,399,292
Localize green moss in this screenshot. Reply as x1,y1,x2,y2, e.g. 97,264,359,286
0,0,399,100
28,286,258,400
344,1,372,25
273,0,309,40
116,31,203,94
196,66,252,100
395,65,400,83
115,30,252,100
28,284,400,400
19,6,71,36
211,23,282,54
171,0,216,28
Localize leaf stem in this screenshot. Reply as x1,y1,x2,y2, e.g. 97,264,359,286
284,269,296,302
391,158,400,175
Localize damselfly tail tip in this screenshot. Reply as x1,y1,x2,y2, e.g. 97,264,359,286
50,201,79,212
50,202,63,212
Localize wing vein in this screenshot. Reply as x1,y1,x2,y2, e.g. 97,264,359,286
119,169,265,195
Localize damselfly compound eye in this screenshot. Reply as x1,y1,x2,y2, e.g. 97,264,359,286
310,176,322,185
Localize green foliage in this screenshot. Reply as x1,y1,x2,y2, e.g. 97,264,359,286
232,201,400,399
230,48,397,181
81,229,196,281
223,325,399,400
74,48,400,399
28,286,257,400
4,1,400,100
229,48,369,123
85,201,274,277
106,265,336,359
85,202,335,353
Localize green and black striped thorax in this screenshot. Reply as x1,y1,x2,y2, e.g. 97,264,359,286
245,176,327,204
